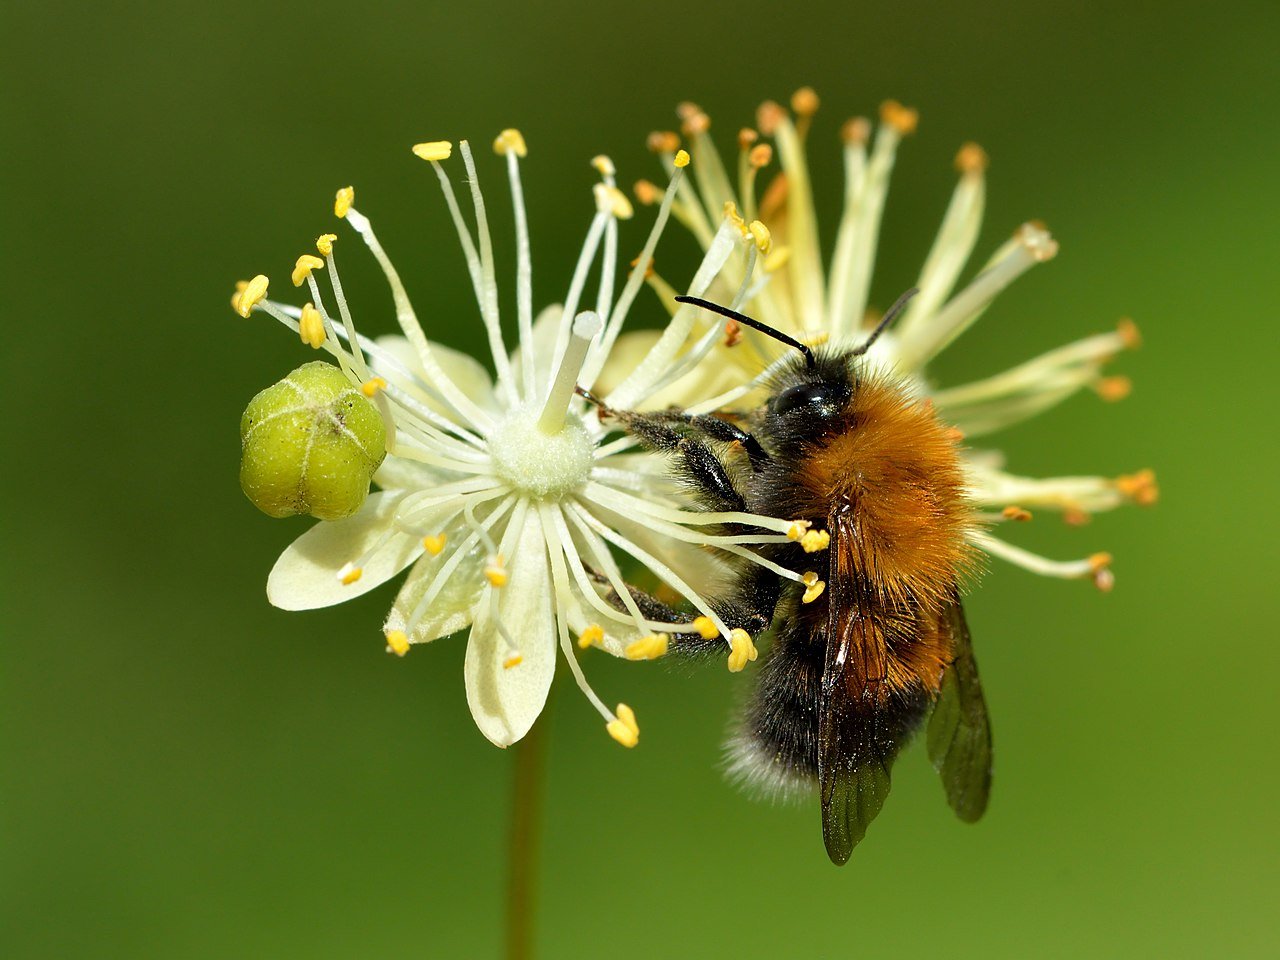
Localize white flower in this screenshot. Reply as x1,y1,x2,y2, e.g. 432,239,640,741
609,92,1157,589
237,135,814,748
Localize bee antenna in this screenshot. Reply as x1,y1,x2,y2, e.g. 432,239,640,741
674,296,817,370
850,287,919,357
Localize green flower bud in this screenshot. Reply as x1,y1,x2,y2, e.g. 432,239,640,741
240,361,387,521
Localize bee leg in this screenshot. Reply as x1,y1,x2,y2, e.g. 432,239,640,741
646,410,771,472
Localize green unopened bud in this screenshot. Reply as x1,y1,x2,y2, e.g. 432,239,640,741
240,361,387,521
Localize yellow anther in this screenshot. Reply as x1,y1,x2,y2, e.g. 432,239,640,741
595,183,634,220
591,154,616,177
737,127,759,150
1094,375,1132,403
673,149,690,168
633,179,661,205
841,117,871,145
484,556,507,588
624,633,669,661
234,274,269,318
1117,317,1142,350
607,703,639,747
421,533,447,556
1089,552,1113,572
748,220,772,253
292,254,325,287
338,563,362,585
756,100,785,135
722,201,748,236
727,629,758,673
879,100,919,136
646,130,680,154
1115,469,1159,506
786,520,812,541
412,140,453,162
385,630,410,657
577,624,604,650
299,302,325,349
1089,553,1115,592
681,110,711,136
493,129,527,158
360,376,388,398
334,186,355,218
723,319,742,347
802,579,826,604
800,529,830,553
1063,507,1092,527
1002,505,1034,522
316,233,337,256
763,246,791,273
230,279,248,312
747,143,773,168
691,616,719,639
791,86,820,116
801,571,820,586
503,654,523,670
955,142,990,174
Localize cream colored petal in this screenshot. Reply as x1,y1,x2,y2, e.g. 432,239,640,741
382,548,485,644
266,492,420,610
509,304,563,390
373,453,445,492
372,334,497,415
464,509,556,747
591,330,661,397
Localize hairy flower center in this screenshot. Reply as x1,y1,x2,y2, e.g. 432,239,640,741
489,406,594,499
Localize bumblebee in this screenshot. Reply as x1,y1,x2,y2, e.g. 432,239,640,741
595,289,991,864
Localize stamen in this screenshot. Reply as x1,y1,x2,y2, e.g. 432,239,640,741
316,233,337,256
421,533,447,556
1094,375,1132,402
234,275,268,317
727,629,757,673
624,633,669,661
337,563,362,585
503,654,523,670
647,131,680,154
484,555,507,588
800,529,830,553
606,704,639,748
539,311,602,434
298,302,326,349
492,129,527,157
594,183,634,219
1115,469,1159,505
577,624,604,649
385,630,410,657
498,130,536,401
360,376,388,398
691,616,719,639
412,140,453,161
334,186,354,218
292,255,324,287
1002,505,1034,522
971,530,1115,589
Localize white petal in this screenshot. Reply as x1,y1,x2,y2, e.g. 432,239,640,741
372,334,496,413
373,453,444,492
266,492,420,610
382,548,486,644
464,510,555,747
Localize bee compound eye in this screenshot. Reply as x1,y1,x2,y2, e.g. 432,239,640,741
773,381,846,417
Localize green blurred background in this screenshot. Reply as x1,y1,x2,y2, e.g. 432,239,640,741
4,1,1277,957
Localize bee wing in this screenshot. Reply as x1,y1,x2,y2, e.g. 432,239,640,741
926,596,993,822
818,510,894,865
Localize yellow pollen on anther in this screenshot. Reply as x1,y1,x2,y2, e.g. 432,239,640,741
503,654,523,670
879,100,919,135
647,130,680,154
1002,505,1034,522
1115,469,1159,506
594,184,634,220
722,201,748,236
955,142,990,174
791,86,820,116
756,100,785,136
607,704,640,748
737,127,759,150
412,140,453,162
786,520,812,541
1095,375,1132,402
673,149,690,168
493,129,527,158
1117,317,1142,350
421,533,447,556
234,274,269,318
577,624,604,650
484,556,507,588
727,629,758,673
338,563,362,585
316,233,337,256
802,579,826,604
385,630,410,657
1063,508,1092,527
841,117,871,145
625,633,670,661
691,616,719,640
748,143,773,169
299,302,325,349
291,254,324,287
633,179,661,205
748,220,772,253
591,154,616,177
360,376,388,398
334,186,355,218
1089,552,1113,573
230,279,248,312
800,529,830,553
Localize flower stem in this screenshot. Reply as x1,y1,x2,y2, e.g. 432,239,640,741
505,713,549,960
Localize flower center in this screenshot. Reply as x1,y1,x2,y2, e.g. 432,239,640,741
489,406,594,499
